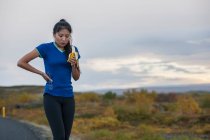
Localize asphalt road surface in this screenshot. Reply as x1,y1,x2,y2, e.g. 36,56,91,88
0,117,41,140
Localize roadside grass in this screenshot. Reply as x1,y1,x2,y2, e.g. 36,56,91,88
0,90,209,140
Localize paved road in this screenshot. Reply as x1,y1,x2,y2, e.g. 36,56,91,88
0,117,40,140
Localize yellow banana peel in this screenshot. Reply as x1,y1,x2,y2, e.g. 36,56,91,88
67,46,79,64
70,52,75,59
67,52,78,62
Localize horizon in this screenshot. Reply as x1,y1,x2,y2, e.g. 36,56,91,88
1,82,210,94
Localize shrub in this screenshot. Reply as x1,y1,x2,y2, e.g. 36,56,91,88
73,117,120,133
176,95,202,115
75,92,101,102
125,92,154,113
103,107,117,118
103,91,116,100
199,94,210,108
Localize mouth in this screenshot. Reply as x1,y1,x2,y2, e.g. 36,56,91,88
60,43,67,46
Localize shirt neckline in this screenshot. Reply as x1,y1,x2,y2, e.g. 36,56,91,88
53,42,65,53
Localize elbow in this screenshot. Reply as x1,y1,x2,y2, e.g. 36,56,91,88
73,77,80,81
17,60,24,68
17,60,21,67
72,70,80,81
73,75,80,81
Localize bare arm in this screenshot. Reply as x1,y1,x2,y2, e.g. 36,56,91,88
17,49,51,81
69,58,80,81
72,63,80,81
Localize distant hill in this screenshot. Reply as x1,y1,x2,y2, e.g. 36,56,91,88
91,83,210,95
0,84,210,95
0,85,44,95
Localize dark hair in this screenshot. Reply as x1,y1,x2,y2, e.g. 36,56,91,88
53,19,72,59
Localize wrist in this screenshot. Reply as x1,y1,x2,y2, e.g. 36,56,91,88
72,65,76,69
72,64,76,68
39,72,45,76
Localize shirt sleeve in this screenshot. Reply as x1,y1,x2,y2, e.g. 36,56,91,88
75,46,81,59
36,44,47,58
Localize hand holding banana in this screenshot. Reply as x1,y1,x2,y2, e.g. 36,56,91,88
67,46,79,67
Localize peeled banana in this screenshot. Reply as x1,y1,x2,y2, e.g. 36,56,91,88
69,52,75,59
67,46,78,62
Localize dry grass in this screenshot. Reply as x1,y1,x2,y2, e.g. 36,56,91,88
0,89,209,140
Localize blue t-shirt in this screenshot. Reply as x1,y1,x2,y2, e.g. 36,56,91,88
36,42,80,97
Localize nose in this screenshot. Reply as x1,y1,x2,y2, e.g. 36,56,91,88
61,37,66,41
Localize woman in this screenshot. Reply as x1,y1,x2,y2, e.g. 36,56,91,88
17,19,80,140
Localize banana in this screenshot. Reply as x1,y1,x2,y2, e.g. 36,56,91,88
67,46,78,62
70,52,75,59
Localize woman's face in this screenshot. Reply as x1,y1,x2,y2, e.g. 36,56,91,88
53,29,71,48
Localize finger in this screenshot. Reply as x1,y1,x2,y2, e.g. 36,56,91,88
46,78,53,82
44,75,52,82
70,60,75,64
46,76,53,82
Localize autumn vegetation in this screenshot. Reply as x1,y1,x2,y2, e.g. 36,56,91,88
0,86,210,140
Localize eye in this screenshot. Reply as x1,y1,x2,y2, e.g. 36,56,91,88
65,35,70,38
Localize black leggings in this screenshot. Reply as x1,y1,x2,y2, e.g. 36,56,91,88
43,93,75,140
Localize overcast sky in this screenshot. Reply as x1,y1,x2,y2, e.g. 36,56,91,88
0,0,210,91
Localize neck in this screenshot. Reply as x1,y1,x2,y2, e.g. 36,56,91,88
55,42,65,50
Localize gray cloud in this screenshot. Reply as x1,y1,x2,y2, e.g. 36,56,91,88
0,0,210,90
0,66,7,71
162,65,201,74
